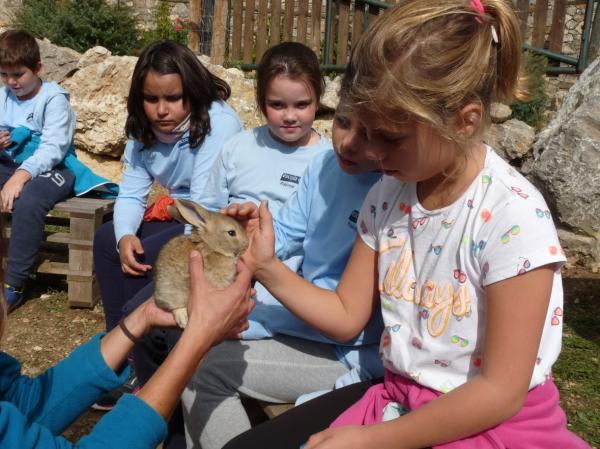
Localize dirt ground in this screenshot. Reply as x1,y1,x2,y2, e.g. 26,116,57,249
2,268,599,446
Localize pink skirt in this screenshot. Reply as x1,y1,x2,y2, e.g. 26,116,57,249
331,370,590,449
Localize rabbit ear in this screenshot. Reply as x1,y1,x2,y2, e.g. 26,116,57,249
167,205,184,222
172,199,209,227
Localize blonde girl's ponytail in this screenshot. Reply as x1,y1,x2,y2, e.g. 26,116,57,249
483,0,530,103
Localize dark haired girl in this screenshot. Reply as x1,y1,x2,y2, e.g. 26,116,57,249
91,40,241,409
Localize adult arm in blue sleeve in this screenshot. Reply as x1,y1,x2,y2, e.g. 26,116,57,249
0,334,167,449
18,94,75,178
113,140,153,244
0,395,165,449
0,335,128,433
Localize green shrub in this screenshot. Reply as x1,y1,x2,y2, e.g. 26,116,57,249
13,0,140,55
510,51,549,130
140,2,189,48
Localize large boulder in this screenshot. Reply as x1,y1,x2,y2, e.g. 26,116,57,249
199,56,263,129
61,55,138,157
38,38,81,83
526,56,600,271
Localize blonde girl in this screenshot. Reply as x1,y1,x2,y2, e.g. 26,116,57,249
224,1,591,448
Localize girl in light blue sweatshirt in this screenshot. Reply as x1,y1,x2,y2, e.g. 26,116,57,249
93,41,242,335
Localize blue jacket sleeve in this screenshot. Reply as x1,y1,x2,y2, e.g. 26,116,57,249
190,107,241,206
0,335,167,449
0,395,166,449
0,334,128,434
18,94,75,178
273,161,313,259
114,140,153,244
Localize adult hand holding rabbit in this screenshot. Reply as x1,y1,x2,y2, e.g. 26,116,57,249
185,250,255,343
138,250,255,420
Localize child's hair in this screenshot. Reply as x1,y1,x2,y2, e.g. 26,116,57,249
125,40,232,148
0,30,41,71
255,41,325,117
347,0,528,144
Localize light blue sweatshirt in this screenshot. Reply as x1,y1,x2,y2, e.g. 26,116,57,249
0,334,166,449
243,151,385,385
0,81,76,178
114,100,241,244
198,125,331,215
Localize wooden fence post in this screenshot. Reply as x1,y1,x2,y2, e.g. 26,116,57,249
256,0,269,61
516,0,530,40
188,0,203,53
231,0,243,60
352,1,366,48
337,0,351,65
310,0,323,54
548,0,567,53
284,0,295,41
243,0,256,63
210,0,228,65
532,0,549,48
271,0,283,46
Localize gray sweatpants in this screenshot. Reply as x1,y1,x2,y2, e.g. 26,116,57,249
181,335,349,449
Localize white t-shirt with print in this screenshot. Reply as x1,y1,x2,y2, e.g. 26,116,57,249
359,147,566,393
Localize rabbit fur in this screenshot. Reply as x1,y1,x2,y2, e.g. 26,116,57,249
154,199,249,328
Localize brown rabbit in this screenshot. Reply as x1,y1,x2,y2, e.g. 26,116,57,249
154,199,249,328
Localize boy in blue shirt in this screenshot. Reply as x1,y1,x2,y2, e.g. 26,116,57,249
0,30,76,310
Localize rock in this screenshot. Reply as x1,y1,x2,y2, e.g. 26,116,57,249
484,119,535,162
204,61,263,129
490,102,512,123
529,55,600,269
74,149,122,183
313,118,333,140
320,75,341,112
557,229,600,272
61,56,138,157
38,38,81,83
78,46,112,69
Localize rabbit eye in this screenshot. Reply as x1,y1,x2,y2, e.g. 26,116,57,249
227,230,237,237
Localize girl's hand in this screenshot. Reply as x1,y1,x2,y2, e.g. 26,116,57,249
303,426,373,449
1,170,31,212
241,200,277,274
118,235,152,275
221,201,259,225
0,130,11,149
185,251,255,346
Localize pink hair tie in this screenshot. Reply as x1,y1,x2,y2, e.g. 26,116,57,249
470,0,499,44
470,0,485,23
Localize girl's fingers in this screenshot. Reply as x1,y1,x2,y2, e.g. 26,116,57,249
258,200,273,231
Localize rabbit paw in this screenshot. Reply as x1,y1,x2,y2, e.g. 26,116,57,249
172,308,188,328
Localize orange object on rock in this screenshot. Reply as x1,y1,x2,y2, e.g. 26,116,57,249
144,194,176,221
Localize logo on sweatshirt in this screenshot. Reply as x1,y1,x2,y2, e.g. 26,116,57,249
348,209,359,229
280,173,300,188
27,113,34,121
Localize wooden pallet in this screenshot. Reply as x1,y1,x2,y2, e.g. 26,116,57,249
4,197,114,308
